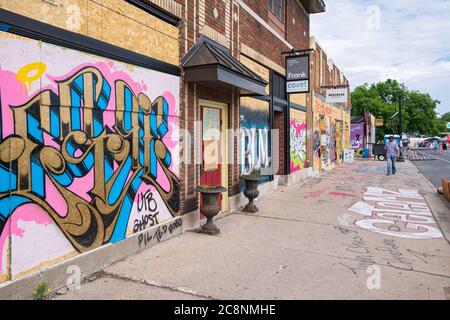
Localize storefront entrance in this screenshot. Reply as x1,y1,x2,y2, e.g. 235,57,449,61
199,99,229,212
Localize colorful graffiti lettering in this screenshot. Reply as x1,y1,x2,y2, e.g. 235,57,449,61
0,35,180,280
290,118,307,172
0,65,180,251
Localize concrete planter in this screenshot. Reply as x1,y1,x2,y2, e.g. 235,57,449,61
195,185,227,235
242,176,260,213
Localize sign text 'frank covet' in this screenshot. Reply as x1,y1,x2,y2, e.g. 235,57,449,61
286,54,310,94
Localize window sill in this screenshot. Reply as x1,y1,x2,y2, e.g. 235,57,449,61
267,9,285,39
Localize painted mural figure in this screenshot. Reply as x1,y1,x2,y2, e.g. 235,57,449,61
313,129,321,162
330,124,336,162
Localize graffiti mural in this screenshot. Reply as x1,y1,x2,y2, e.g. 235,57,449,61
318,117,331,170
290,109,307,172
348,187,443,239
312,128,320,170
350,123,364,151
0,33,180,281
239,97,271,179
330,123,336,163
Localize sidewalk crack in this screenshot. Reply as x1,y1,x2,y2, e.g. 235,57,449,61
101,270,216,300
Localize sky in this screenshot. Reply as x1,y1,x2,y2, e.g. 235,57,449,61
310,0,450,116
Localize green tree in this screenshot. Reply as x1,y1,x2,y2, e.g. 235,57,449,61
351,79,443,139
440,112,450,122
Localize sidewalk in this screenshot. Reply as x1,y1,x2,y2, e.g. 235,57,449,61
54,160,450,300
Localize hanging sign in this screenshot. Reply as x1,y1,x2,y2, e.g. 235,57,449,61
286,54,309,93
375,119,384,127
325,88,348,103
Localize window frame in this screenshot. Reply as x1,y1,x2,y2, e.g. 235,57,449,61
268,0,284,23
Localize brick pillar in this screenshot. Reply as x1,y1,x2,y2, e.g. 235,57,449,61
273,110,286,175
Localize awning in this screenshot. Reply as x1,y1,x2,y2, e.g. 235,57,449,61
182,37,268,96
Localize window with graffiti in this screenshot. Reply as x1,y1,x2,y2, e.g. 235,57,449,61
289,108,307,172
239,97,271,180
0,34,180,281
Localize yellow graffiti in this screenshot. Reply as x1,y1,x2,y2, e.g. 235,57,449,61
16,62,46,92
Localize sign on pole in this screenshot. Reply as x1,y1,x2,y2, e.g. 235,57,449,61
325,88,348,103
375,119,384,127
286,54,309,94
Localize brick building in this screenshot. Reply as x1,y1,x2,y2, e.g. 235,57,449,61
0,0,350,287
309,36,351,172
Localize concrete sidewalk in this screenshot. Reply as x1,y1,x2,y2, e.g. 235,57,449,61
54,160,450,300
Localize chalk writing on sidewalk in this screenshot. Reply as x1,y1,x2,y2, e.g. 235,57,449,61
348,187,443,239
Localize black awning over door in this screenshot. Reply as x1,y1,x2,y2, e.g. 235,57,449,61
182,37,268,96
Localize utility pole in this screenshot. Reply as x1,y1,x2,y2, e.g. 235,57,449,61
397,92,405,162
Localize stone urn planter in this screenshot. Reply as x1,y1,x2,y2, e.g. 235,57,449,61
241,170,261,213
195,185,227,235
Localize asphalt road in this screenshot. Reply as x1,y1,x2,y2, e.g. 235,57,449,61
411,148,450,188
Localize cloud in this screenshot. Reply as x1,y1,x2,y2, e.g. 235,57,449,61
311,0,450,115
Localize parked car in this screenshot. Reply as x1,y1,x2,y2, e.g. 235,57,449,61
373,143,386,161
439,134,450,143
418,137,440,148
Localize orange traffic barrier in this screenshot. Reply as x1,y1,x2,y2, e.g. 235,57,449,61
441,176,450,201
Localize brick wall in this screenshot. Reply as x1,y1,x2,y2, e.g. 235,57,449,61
239,8,289,67
179,0,314,213
273,110,286,175
311,38,349,96
286,0,310,50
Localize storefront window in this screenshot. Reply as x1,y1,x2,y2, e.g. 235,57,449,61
272,72,286,101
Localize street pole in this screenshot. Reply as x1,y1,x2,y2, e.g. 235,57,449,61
398,92,405,162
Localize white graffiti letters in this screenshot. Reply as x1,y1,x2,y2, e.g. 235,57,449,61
349,187,443,239
240,127,270,175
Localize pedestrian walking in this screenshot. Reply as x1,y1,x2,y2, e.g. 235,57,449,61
433,140,439,154
443,142,448,156
385,136,399,176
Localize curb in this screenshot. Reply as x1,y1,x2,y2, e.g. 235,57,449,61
423,192,450,246
415,166,450,245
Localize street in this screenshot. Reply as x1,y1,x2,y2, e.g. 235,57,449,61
410,148,450,188
54,160,450,300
